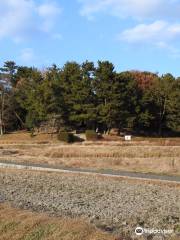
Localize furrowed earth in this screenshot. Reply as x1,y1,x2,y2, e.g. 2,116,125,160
0,169,179,239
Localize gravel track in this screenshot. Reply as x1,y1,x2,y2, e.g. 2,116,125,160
0,161,180,183
0,169,180,238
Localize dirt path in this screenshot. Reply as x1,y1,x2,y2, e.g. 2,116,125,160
0,161,180,184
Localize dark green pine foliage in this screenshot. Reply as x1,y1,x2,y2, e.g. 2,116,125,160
140,73,179,135
94,61,116,132
115,72,141,131
0,60,180,136
0,61,17,87
80,61,97,129
60,61,96,130
41,64,68,131
14,67,45,129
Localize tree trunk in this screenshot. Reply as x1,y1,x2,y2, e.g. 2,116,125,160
158,122,162,136
0,119,3,136
0,92,5,136
14,111,25,128
158,98,166,136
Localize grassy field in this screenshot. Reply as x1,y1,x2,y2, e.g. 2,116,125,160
0,132,59,144
0,204,115,240
0,131,180,145
0,136,180,175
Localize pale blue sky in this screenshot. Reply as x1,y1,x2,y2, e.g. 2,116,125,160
1,0,180,76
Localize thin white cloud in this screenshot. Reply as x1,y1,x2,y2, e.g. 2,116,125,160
0,0,62,41
119,21,180,57
38,2,61,18
37,2,62,32
119,21,180,43
78,0,180,20
156,42,180,58
0,0,35,39
19,48,35,63
79,0,180,57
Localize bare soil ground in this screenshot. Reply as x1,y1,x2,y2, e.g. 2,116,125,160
0,169,179,240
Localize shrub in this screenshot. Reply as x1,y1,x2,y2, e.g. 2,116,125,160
30,129,35,138
58,131,74,143
85,130,98,141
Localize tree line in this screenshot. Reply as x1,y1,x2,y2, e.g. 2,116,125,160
0,60,180,136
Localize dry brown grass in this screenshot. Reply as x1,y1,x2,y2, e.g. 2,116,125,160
0,131,59,144
0,144,180,176
0,131,180,146
0,132,180,176
0,204,115,240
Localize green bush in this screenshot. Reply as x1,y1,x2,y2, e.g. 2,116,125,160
58,131,74,143
85,130,98,141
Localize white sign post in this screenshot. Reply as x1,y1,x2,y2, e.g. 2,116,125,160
125,135,132,141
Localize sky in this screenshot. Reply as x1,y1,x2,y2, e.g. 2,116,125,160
1,0,180,76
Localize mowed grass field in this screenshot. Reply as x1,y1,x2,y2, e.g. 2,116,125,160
0,132,180,176
0,204,115,240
